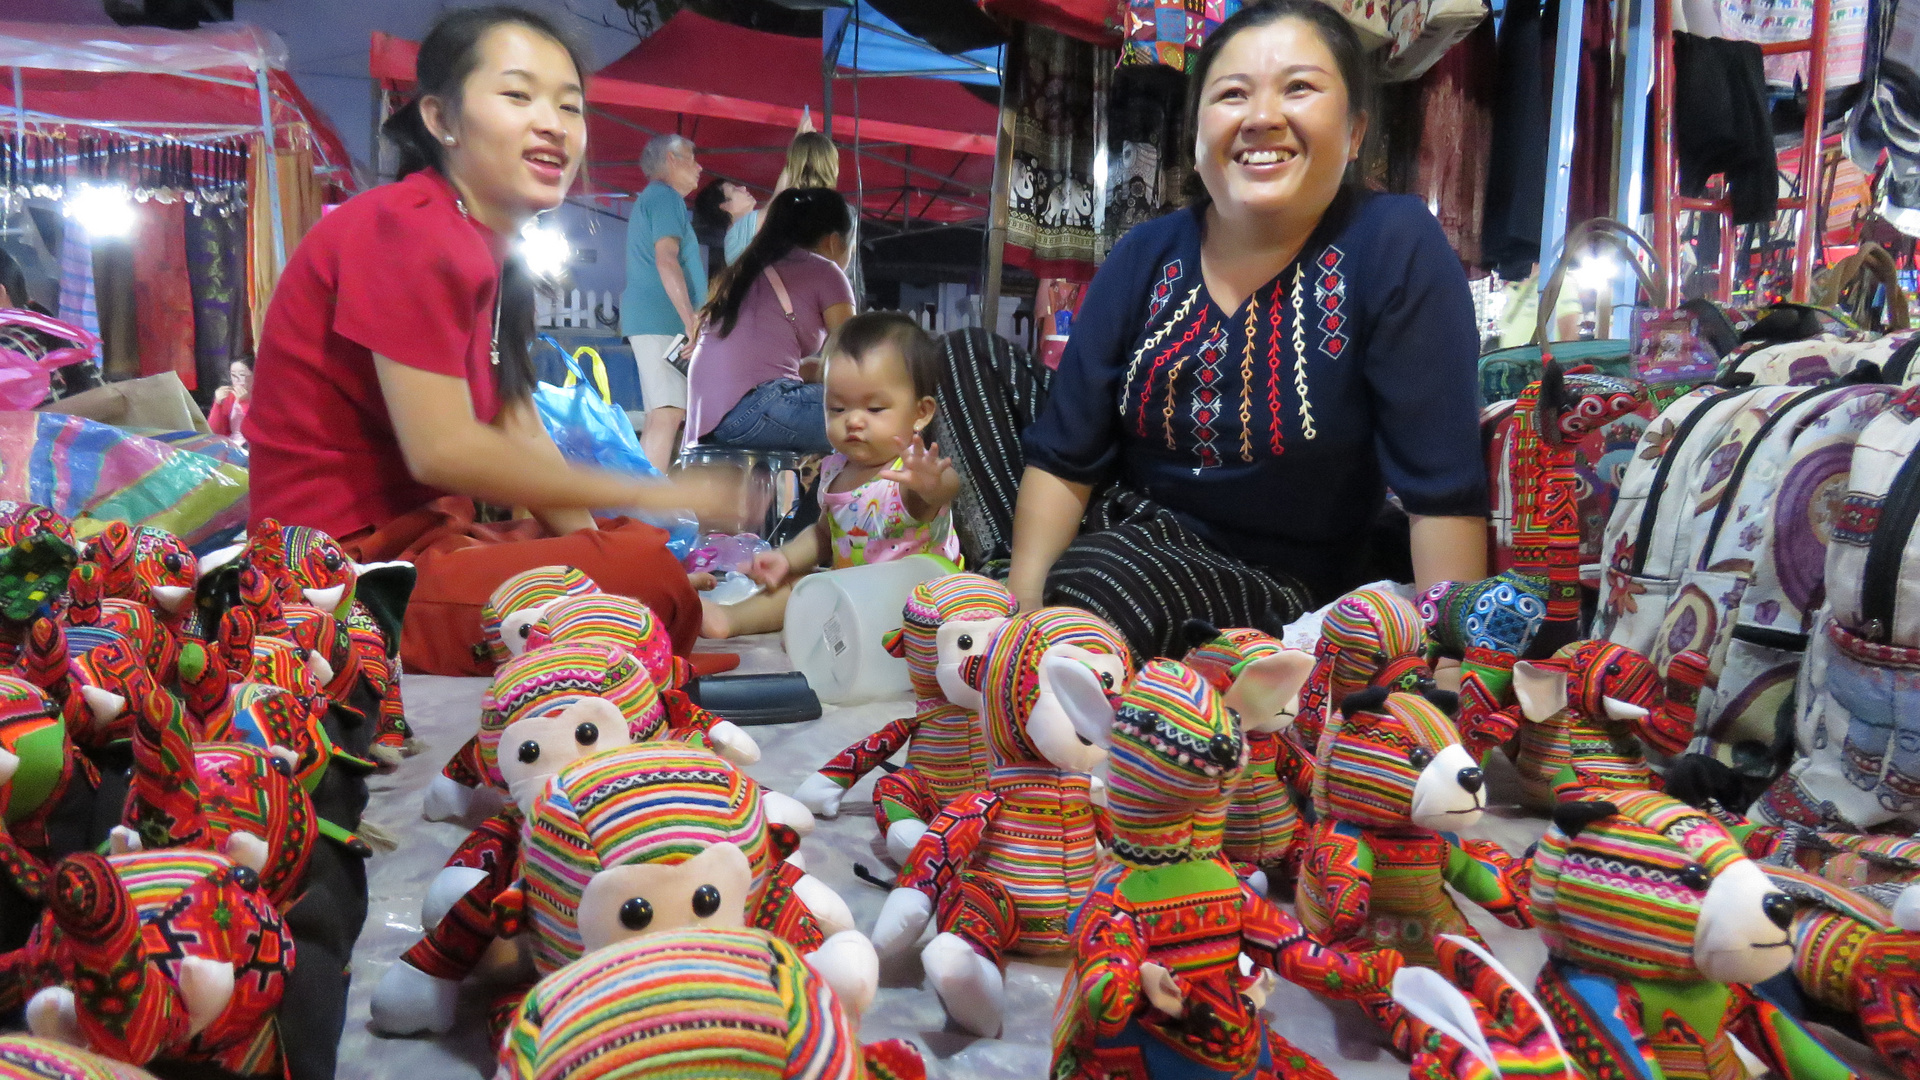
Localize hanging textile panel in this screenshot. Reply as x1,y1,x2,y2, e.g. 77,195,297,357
1120,0,1242,69
0,410,247,551
1718,0,1868,87
56,227,100,366
247,134,326,351
187,202,251,394
1103,63,1188,259
1006,25,1113,281
1385,17,1496,267
132,199,196,389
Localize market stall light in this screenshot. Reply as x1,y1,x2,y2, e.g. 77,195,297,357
66,183,135,240
1571,256,1619,293
520,221,571,280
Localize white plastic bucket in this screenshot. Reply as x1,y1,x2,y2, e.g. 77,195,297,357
782,555,955,705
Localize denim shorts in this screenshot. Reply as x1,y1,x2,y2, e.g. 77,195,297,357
704,378,832,454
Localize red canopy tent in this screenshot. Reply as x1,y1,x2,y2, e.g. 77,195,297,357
370,12,998,225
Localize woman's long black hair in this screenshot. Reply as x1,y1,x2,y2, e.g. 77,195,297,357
699,187,852,339
380,5,591,402
1181,0,1376,209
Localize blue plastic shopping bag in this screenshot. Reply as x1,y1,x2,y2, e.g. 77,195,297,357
531,336,698,556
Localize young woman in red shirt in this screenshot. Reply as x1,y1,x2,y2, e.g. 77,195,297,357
245,6,732,675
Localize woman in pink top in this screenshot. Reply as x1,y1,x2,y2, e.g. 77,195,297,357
683,187,855,453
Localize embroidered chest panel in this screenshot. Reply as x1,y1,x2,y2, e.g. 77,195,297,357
1119,249,1348,469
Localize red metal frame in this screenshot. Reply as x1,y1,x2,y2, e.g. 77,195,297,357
1650,0,1831,302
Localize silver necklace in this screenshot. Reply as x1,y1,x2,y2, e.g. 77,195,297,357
455,196,503,366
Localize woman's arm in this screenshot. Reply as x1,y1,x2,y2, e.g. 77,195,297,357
1408,514,1487,596
1007,467,1092,611
493,397,597,535
373,356,734,517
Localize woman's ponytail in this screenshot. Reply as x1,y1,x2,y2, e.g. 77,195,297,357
381,98,442,180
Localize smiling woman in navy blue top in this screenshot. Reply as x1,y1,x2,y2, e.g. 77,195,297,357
943,0,1486,660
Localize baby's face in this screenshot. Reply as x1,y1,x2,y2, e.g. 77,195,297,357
824,349,928,468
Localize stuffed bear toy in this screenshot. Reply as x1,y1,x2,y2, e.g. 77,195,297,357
0,1035,158,1080
1764,865,1920,1080
497,928,923,1080
1049,658,1403,1080
1419,570,1549,735
1298,687,1532,974
1180,620,1316,896
0,672,108,950
5,851,294,1078
523,591,760,766
1291,587,1432,797
1493,641,1705,809
1530,790,1854,1080
426,565,603,822
871,607,1133,1037
793,573,1017,862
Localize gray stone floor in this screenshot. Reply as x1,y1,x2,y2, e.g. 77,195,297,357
339,634,1894,1080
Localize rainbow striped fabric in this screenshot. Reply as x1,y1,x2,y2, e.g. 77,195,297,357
480,566,600,666
1294,588,1431,763
499,928,861,1080
1103,660,1238,867
0,1035,157,1080
520,745,782,975
886,573,1018,709
1182,626,1304,873
1311,692,1462,831
527,593,677,691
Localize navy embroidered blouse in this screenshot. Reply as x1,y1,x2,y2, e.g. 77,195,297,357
1023,190,1486,601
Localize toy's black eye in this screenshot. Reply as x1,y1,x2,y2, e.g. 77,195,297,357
1227,708,1242,727
323,552,343,571
1678,863,1710,891
517,741,541,764
575,722,598,745
1409,747,1434,770
230,866,261,892
1099,671,1115,691
619,897,653,930
163,554,184,573
692,884,722,917
517,624,532,640
957,634,973,650
268,755,293,778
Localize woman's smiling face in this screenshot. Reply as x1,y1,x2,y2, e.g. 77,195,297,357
1192,17,1364,222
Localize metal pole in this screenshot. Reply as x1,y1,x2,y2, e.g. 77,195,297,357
1539,0,1586,301
1790,0,1831,301
10,68,23,182
1651,0,1677,303
981,43,1014,333
1613,0,1654,328
255,65,286,271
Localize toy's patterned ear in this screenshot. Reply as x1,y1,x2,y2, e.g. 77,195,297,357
882,628,906,659
1551,800,1618,839
1340,686,1390,718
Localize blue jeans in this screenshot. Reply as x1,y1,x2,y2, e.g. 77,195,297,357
704,378,832,454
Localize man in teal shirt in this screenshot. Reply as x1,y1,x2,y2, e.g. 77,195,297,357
623,133,706,470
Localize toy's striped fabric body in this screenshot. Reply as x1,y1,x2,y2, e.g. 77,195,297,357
525,592,718,739
1186,627,1307,874
1291,589,1430,782
478,644,665,788
499,927,919,1080
1052,662,1397,1080
899,608,1130,959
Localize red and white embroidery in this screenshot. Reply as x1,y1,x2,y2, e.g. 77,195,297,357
1188,324,1230,466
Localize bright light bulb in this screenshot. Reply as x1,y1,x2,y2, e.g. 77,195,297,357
67,184,135,239
1571,256,1618,293
520,222,571,279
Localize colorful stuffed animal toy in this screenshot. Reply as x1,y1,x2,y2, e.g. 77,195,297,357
1181,621,1316,895
0,1035,157,1080
0,518,77,654
1530,790,1852,1080
1298,687,1532,972
793,573,1017,861
1489,641,1705,810
6,851,294,1078
375,744,867,1038
1764,868,1920,1080
871,607,1134,1037
1291,587,1432,796
1420,570,1550,735
481,564,600,667
61,565,181,692
24,616,160,752
425,566,603,821
524,591,760,765
109,669,316,910
1049,659,1402,1080
79,523,196,631
497,927,924,1080
0,673,97,925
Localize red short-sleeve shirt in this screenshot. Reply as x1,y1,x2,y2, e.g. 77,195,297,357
245,168,509,538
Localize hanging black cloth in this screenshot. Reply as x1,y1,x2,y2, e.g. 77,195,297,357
1670,33,1779,225
1481,0,1551,279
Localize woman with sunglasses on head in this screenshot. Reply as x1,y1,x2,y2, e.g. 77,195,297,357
246,5,732,678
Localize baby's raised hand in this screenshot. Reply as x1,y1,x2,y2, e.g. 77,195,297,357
879,436,957,504
749,548,792,589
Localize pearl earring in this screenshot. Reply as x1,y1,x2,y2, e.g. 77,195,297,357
443,135,456,146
